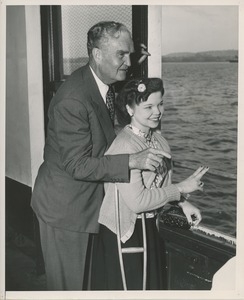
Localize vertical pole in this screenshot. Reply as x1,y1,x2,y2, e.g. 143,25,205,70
148,6,162,78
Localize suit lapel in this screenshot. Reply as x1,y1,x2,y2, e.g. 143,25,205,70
83,65,116,145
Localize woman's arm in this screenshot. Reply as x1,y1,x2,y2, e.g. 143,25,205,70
116,169,181,214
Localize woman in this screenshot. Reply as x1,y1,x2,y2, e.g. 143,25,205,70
91,78,209,290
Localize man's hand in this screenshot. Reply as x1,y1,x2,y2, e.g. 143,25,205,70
137,43,151,65
129,148,171,172
128,43,151,78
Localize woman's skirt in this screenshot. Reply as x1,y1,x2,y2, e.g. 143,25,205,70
91,217,167,290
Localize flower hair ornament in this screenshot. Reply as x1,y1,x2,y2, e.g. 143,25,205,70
137,81,146,93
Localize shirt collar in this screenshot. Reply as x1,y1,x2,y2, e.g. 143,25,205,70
89,66,109,103
128,124,152,141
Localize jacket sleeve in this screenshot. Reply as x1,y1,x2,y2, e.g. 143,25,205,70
53,98,129,182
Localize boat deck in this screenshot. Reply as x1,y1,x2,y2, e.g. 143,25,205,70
5,220,236,291
6,224,46,291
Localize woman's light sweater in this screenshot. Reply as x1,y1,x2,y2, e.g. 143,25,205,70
98,126,181,243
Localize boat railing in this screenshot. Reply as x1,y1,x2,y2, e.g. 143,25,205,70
159,220,236,290
159,161,237,289
173,159,237,242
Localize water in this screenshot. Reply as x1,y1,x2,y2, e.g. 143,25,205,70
161,62,238,236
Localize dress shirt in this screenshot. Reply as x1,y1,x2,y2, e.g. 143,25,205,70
89,65,109,103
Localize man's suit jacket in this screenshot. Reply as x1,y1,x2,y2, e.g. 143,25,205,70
31,64,130,233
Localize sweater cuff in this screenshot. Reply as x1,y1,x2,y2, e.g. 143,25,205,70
165,184,181,202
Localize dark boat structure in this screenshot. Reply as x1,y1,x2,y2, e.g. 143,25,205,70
159,221,236,290
4,4,239,297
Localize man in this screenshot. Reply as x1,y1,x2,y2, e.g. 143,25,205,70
31,21,168,290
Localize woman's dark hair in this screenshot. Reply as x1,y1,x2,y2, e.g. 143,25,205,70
115,77,164,126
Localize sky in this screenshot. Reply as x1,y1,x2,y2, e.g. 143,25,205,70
161,5,238,55
59,5,239,58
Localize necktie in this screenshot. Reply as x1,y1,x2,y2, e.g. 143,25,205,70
106,85,115,123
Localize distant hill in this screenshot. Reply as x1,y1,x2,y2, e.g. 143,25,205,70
162,50,238,63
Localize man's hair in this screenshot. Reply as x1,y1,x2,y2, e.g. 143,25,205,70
87,21,130,57
116,78,165,126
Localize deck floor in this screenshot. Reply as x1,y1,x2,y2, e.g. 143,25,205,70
5,224,47,291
